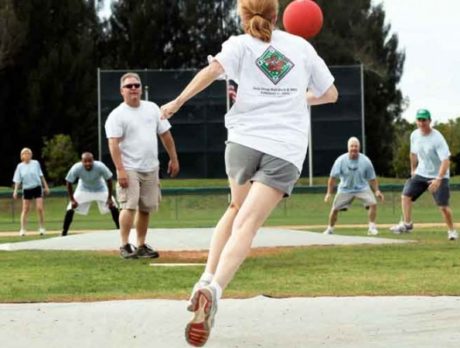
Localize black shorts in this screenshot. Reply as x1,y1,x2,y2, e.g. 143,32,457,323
402,175,450,206
23,186,43,200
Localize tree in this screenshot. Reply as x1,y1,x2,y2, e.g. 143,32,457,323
104,0,239,69
0,0,103,185
41,134,78,185
392,118,415,177
0,0,25,71
279,0,405,175
436,118,460,175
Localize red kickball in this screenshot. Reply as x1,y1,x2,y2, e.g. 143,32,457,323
283,0,324,39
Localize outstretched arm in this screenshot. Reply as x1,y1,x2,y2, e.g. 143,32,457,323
160,61,225,119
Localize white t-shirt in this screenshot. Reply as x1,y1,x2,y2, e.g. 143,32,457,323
410,128,450,178
213,30,334,172
12,160,44,189
105,101,171,172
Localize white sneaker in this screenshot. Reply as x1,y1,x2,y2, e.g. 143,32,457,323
39,227,46,236
390,222,413,234
185,286,218,347
187,279,211,311
19,229,26,237
448,230,458,241
323,228,333,235
368,226,379,236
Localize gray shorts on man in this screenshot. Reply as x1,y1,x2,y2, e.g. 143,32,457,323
332,189,377,211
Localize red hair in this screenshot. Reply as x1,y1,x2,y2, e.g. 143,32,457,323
238,0,279,42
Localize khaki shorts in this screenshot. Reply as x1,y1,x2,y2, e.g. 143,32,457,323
117,170,161,213
332,189,377,211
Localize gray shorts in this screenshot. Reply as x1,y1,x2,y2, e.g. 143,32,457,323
225,142,300,196
116,170,161,213
332,189,377,211
403,175,450,206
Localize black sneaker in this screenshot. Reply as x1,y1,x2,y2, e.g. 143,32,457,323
136,244,160,259
120,243,138,259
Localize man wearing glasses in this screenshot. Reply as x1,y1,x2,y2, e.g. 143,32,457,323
390,109,457,240
323,137,384,236
105,72,180,259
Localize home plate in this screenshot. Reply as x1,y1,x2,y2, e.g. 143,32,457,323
149,263,206,267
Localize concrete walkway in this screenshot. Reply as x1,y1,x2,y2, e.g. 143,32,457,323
0,227,408,251
1,296,459,348
5,228,452,348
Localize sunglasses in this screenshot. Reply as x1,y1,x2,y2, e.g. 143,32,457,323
416,118,429,122
123,83,141,89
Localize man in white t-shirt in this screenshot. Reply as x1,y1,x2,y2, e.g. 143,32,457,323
105,72,180,259
390,109,457,240
61,152,119,236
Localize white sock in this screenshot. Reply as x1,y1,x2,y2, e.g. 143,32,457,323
199,272,213,284
369,222,376,229
328,226,334,231
210,280,223,300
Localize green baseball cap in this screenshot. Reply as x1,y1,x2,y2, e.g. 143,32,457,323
416,108,431,120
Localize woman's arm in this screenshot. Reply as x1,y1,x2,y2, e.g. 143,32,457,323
160,61,225,119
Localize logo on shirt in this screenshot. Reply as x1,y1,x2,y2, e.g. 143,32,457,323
256,46,295,85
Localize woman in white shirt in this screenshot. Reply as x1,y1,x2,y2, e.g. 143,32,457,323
12,148,49,236
161,0,338,345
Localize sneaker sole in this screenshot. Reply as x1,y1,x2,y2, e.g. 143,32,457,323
185,289,213,347
136,253,160,259
120,254,138,259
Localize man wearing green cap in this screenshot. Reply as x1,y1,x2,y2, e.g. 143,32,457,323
390,109,457,240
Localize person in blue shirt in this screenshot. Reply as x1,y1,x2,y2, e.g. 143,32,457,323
12,148,50,236
390,109,457,240
323,137,384,236
61,152,119,236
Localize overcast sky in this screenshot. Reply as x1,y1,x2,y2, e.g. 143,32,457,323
374,0,460,123
101,1,460,123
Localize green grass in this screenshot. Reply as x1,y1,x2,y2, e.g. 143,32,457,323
1,188,459,232
1,177,459,302
0,227,459,303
